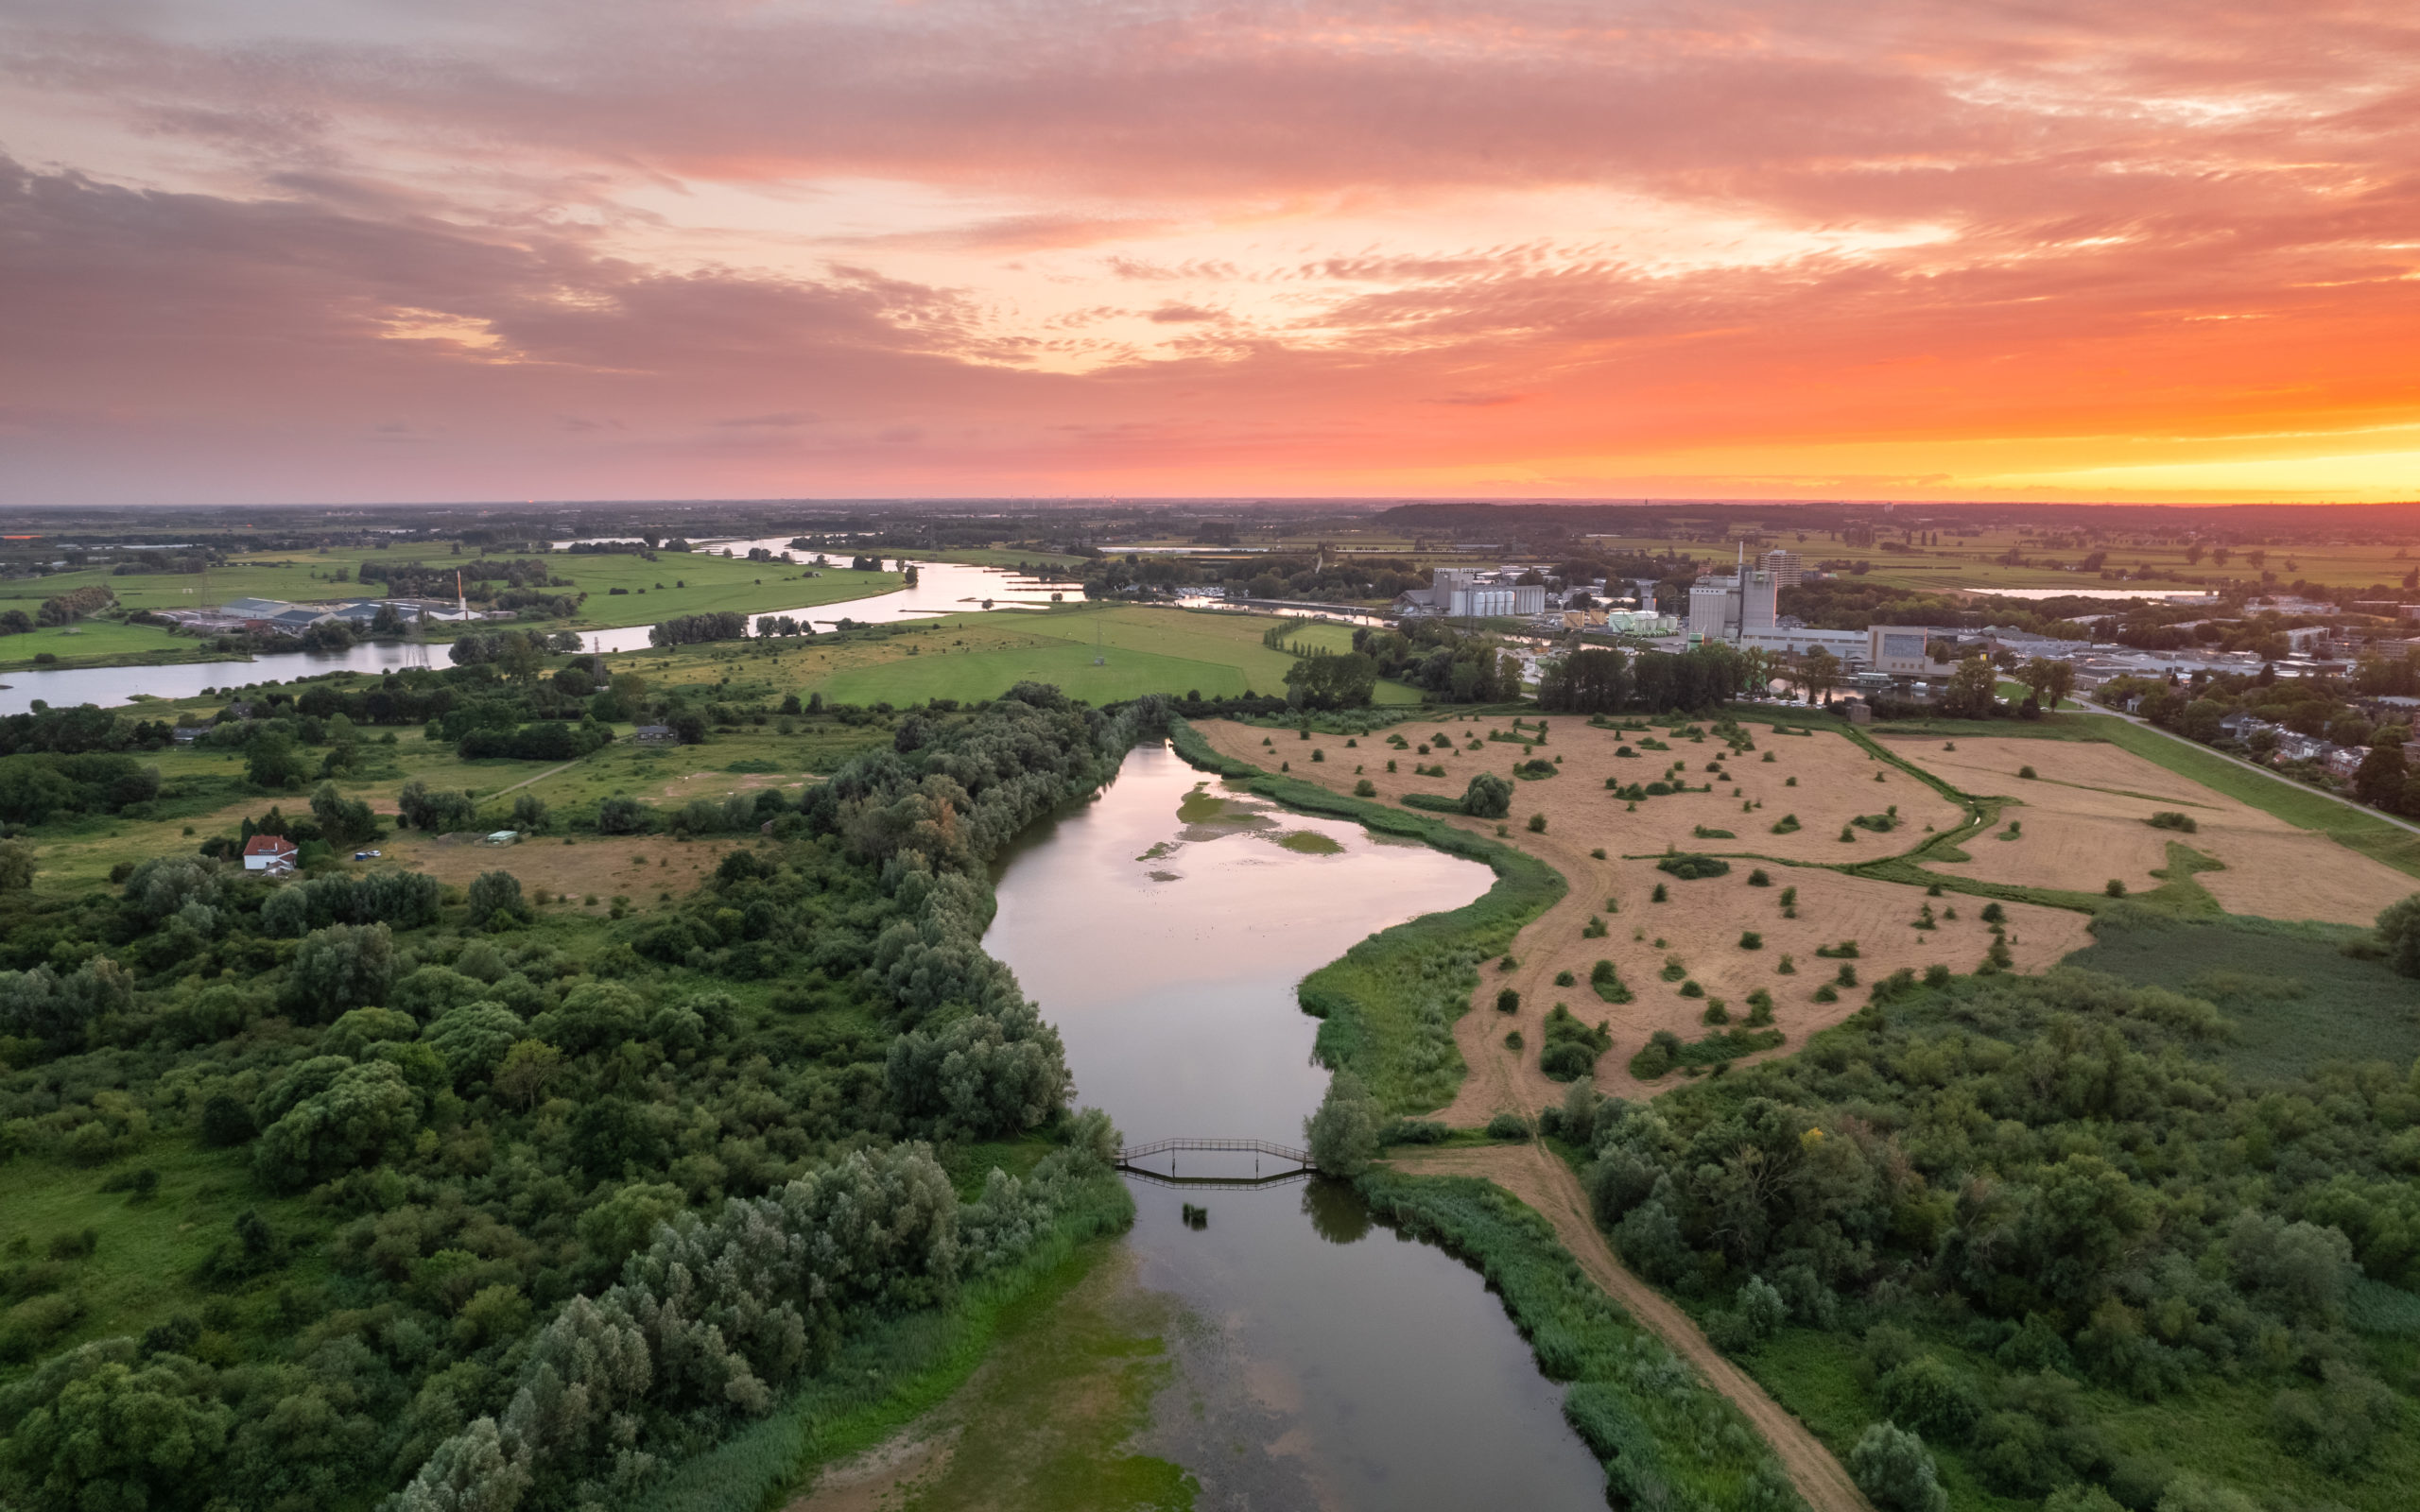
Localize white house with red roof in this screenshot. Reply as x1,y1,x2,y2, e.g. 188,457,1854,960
243,834,299,873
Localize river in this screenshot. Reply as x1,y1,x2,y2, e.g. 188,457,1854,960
0,558,1058,717
980,742,1606,1510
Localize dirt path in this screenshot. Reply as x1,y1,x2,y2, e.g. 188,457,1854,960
1392,1143,1873,1512
487,759,582,799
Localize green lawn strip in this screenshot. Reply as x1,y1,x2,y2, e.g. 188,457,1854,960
2086,716,2420,881
1167,717,1564,1113
629,1169,1137,1512
1357,1170,1801,1511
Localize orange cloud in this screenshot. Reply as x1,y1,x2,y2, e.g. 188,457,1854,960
0,1,2414,503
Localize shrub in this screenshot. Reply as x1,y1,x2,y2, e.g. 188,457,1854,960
1849,1422,1947,1512
1461,771,1513,818
1354,779,1377,797
1538,1005,1613,1082
1485,1111,1531,1141
1738,931,1762,950
466,868,529,929
1654,854,1730,881
1747,868,1771,886
1651,883,1668,902
1589,959,1630,1004
1554,970,1576,987
1304,1069,1383,1177
2104,878,2127,898
1877,1356,1982,1439
2148,810,2198,833
1527,813,1547,833
2381,893,2420,977
1495,988,1521,1014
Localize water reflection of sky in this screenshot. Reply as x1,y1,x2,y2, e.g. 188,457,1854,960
984,742,1607,1511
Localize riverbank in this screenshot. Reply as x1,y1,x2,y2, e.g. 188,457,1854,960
1165,715,1564,1111
631,1160,1137,1512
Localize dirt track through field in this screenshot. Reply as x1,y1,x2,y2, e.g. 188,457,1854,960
1879,735,2415,923
1392,1143,1874,1512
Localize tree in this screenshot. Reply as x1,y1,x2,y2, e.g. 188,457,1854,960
466,869,527,929
309,782,380,848
1799,647,1841,703
252,1058,419,1190
510,793,551,833
397,780,476,833
285,922,396,1020
1,1343,234,1512
1461,771,1512,818
1848,1422,1947,1512
1283,651,1378,710
0,835,33,892
2377,893,2420,978
1941,656,1999,720
244,730,308,790
1303,1069,1382,1177
2354,741,2408,811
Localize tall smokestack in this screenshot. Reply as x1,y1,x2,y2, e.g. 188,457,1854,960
457,570,465,622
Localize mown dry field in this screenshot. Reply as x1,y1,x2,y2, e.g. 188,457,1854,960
381,832,738,911
1191,717,2088,1111
1881,735,2414,925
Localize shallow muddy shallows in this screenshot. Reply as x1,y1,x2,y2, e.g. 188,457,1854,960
969,742,1608,1511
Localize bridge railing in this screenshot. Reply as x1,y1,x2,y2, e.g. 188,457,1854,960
1115,1137,1316,1167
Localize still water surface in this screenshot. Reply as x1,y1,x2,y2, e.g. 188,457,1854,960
984,743,1605,1510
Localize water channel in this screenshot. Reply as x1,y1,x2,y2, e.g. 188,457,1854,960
981,742,1606,1510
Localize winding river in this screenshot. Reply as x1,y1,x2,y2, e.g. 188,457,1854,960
982,743,1605,1510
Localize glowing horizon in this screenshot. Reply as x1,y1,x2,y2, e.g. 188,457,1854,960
2,1,2416,507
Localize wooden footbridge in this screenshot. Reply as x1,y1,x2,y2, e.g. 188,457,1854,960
1115,1138,1318,1181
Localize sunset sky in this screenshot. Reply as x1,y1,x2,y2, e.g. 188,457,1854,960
3,0,2416,506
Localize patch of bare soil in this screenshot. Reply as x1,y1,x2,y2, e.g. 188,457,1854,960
1193,719,2087,1113
1881,735,2415,923
1390,1143,1873,1512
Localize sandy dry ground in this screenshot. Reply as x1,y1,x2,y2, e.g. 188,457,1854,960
1879,736,2415,924
1193,718,2088,1111
1391,1143,1874,1512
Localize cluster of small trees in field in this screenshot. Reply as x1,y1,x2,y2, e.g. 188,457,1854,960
0,684,1151,1512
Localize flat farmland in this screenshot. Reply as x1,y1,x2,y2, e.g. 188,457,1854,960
1189,716,2088,1111
1882,734,2416,924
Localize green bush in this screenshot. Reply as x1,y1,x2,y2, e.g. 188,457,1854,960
1484,1111,1531,1141
1849,1422,1947,1512
1538,1005,1613,1082
1654,854,1730,881
1461,771,1512,818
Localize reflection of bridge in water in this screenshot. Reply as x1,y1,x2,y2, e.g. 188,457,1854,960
1115,1138,1319,1185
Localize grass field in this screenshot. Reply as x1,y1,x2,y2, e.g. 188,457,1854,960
0,618,220,670
801,604,1421,708
2063,907,2418,1079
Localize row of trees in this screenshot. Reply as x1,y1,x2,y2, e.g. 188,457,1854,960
1533,644,1753,714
